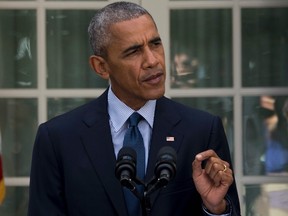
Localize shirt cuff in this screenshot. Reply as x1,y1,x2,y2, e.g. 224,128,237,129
202,198,232,216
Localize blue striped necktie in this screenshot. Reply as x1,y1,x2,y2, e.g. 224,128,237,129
123,112,145,216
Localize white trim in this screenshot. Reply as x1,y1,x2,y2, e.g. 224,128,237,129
1,1,288,214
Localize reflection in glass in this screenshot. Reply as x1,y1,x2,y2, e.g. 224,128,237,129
46,10,108,88
0,99,38,177
242,8,288,87
244,184,288,216
170,9,232,88
48,98,93,119
243,96,288,176
172,97,234,160
0,187,28,216
0,10,37,88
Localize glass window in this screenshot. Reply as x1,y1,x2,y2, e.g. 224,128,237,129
242,8,288,87
170,9,232,88
1,0,288,215
46,10,108,88
47,0,105,1
48,98,93,119
0,0,34,1
171,97,234,161
170,0,231,1
0,187,28,216
244,184,288,216
0,99,38,177
243,96,288,176
0,10,37,88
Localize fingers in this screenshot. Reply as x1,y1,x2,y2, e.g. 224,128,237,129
205,158,230,176
192,154,204,177
208,163,233,187
192,149,218,177
192,150,233,186
196,149,218,161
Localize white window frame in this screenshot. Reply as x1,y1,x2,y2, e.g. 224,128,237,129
0,0,288,214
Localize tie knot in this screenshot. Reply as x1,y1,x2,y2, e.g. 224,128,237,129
128,112,142,127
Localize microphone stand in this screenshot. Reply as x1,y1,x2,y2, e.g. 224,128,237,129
117,146,176,216
132,176,167,216
141,191,151,216
132,178,150,216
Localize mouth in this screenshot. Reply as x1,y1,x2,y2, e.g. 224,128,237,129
142,71,164,85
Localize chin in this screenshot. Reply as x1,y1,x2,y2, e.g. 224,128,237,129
147,88,165,100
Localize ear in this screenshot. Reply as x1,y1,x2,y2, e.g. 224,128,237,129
89,55,110,80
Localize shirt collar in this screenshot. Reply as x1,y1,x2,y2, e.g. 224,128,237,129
108,87,156,132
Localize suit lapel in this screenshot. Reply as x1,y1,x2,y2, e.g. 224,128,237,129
145,97,184,205
80,90,127,216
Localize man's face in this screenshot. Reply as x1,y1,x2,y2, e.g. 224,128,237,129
104,14,166,110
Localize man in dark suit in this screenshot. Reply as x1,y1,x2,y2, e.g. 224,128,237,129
28,2,241,216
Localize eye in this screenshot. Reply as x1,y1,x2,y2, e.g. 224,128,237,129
154,40,162,46
128,48,139,55
124,49,139,58
150,38,163,48
123,45,142,58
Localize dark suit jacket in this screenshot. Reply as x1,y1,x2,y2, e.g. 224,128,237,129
28,89,240,216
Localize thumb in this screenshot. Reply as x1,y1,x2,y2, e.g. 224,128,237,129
192,154,204,178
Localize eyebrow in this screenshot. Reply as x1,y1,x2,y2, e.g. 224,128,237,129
122,36,162,56
122,44,142,56
150,36,162,44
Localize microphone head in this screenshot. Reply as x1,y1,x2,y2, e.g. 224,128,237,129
117,146,137,161
154,146,177,185
115,147,137,183
157,146,177,161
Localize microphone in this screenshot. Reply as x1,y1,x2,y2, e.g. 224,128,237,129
154,146,177,187
146,146,177,195
115,147,137,190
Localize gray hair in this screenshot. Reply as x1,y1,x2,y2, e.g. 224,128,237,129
88,1,154,58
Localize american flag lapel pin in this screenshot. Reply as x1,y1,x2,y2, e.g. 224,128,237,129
166,136,175,142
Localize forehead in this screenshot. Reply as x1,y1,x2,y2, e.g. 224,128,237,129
108,15,159,45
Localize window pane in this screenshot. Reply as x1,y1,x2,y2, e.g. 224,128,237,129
242,8,288,87
171,97,234,160
244,184,288,216
46,0,107,1
0,99,38,176
0,187,28,216
170,0,232,1
46,10,108,88
48,98,93,119
170,9,232,88
0,10,37,88
243,96,288,175
0,0,34,1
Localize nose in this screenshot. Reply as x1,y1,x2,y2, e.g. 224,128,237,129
142,47,159,69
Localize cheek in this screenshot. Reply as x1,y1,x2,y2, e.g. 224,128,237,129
117,69,139,88
122,65,141,84
158,55,166,70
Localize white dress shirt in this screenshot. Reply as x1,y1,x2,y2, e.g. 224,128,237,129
107,87,156,171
